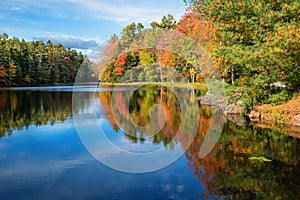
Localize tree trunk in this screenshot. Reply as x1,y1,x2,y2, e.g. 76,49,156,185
231,65,234,85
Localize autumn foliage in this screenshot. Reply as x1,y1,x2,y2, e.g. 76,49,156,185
115,54,128,67
0,65,7,82
98,11,218,83
177,8,215,47
113,67,125,76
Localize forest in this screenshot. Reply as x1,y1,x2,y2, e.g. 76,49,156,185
0,0,298,110
99,0,299,110
0,33,96,86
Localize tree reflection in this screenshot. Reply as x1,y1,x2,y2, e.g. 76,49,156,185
0,89,92,137
185,120,300,199
1,87,299,199
98,86,200,149
98,86,300,199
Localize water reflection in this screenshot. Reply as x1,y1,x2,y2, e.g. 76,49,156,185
98,86,198,148
185,122,300,199
97,86,300,199
0,90,69,136
0,86,299,199
0,89,93,137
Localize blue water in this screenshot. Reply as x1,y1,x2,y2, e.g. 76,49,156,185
0,86,299,199
0,118,208,200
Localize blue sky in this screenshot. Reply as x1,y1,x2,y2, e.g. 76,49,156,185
0,0,187,58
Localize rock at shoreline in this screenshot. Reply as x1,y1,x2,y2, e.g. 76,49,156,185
197,92,227,108
225,114,245,126
198,92,300,135
198,92,245,125
224,100,243,115
198,92,243,114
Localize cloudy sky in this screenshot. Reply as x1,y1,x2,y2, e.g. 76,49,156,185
0,0,186,59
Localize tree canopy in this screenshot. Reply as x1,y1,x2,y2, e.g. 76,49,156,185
0,34,96,86
196,0,300,108
98,13,215,84
99,0,299,109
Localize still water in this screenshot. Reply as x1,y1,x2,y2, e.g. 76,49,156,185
0,86,299,199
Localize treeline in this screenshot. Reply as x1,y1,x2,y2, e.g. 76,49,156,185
0,33,96,86
99,0,299,110
98,13,215,83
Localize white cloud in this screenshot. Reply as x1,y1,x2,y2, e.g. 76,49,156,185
61,0,185,24
32,32,105,61
0,154,93,188
33,32,102,49
81,46,105,62
34,36,98,49
10,6,21,11
2,0,186,24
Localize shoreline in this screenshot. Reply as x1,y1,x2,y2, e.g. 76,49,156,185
0,83,75,88
2,82,299,136
101,84,300,136
198,92,300,137
249,96,300,128
99,81,207,90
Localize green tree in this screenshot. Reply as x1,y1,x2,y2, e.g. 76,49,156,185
8,62,17,82
151,14,177,29
121,22,137,50
160,14,177,29
192,0,300,107
0,33,92,86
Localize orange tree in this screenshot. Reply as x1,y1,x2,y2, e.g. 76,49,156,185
188,0,300,109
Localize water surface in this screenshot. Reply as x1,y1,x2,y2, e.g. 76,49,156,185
0,86,299,199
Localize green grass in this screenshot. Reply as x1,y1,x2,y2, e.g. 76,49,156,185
99,81,208,91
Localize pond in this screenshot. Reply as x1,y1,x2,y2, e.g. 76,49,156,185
0,86,299,199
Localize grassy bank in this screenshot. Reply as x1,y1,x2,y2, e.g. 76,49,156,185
99,81,208,91
250,95,300,133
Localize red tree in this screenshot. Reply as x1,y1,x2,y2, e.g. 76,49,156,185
115,54,128,67
0,65,8,83
113,67,125,76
